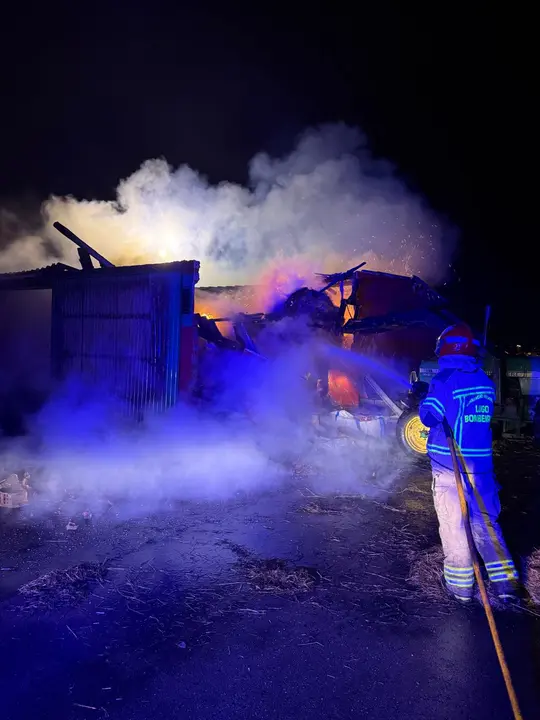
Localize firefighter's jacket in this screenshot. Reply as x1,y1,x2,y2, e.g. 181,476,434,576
419,355,495,476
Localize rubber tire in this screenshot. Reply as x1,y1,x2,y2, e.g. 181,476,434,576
396,410,429,458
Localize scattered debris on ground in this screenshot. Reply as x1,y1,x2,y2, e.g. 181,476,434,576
298,483,423,516
18,562,108,610
407,545,452,604
220,538,318,594
4,439,540,633
243,558,317,594
525,548,540,605
401,494,432,516
299,497,365,515
407,543,540,615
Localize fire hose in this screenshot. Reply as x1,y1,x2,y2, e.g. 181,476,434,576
442,418,523,720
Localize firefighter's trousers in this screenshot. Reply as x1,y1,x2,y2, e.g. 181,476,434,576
432,465,518,599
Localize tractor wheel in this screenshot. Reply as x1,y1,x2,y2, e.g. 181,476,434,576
397,411,429,458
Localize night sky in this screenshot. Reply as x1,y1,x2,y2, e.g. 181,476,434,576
0,2,533,345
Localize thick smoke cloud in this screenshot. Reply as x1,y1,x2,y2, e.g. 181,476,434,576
1,329,408,516
0,123,438,514
0,124,453,287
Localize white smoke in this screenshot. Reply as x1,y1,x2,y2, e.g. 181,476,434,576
0,124,454,285
0,326,408,517
0,123,434,515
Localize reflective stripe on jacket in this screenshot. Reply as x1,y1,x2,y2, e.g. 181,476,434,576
419,355,495,473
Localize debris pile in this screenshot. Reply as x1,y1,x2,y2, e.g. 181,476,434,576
408,544,540,611
243,558,316,594
407,546,452,604
18,562,108,610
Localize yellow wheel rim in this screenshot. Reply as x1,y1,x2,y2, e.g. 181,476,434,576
404,414,429,454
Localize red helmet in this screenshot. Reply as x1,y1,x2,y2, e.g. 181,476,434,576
435,323,479,357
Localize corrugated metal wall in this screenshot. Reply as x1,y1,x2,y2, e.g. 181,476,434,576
51,262,198,415
0,289,52,434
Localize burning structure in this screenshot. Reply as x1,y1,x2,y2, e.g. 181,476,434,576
1,221,537,505
192,262,462,455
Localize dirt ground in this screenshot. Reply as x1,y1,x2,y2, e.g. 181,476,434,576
1,439,540,719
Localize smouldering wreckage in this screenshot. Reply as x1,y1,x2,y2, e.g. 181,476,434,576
1,222,537,509
198,269,540,452
195,261,445,456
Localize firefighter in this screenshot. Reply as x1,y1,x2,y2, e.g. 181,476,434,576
419,324,519,602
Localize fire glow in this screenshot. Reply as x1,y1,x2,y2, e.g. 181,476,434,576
1,124,451,290
328,370,360,407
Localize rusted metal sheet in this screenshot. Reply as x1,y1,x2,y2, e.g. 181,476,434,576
51,262,199,414
350,270,449,379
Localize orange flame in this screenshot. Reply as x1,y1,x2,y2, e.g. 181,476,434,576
195,302,215,320
328,370,359,407
195,298,233,336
